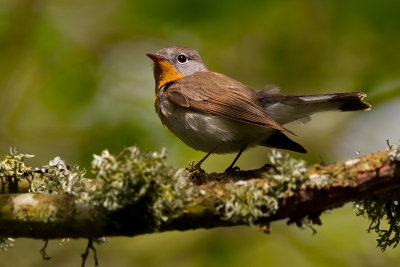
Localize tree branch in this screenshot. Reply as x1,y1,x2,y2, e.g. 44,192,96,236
0,146,399,241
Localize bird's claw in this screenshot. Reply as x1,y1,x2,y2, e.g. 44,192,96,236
186,163,207,184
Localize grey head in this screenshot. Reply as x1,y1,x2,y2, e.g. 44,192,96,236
151,46,208,76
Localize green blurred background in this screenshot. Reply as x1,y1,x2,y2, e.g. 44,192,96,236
1,0,400,266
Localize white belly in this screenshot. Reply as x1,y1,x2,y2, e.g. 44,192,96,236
158,96,274,153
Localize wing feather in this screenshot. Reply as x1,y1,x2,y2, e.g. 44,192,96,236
166,72,293,134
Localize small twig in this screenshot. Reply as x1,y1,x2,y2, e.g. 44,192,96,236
81,238,99,267
387,140,394,150
318,155,326,166
40,239,52,260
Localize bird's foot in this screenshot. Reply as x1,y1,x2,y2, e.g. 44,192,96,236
186,162,207,184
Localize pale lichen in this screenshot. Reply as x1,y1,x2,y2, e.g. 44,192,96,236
0,237,14,251
354,144,400,251
84,147,188,228
83,148,310,228
220,182,278,225
388,144,400,162
308,173,331,188
264,150,308,197
219,150,308,225
0,148,34,193
12,194,38,214
30,157,86,195
151,167,189,225
345,158,360,166
0,150,35,250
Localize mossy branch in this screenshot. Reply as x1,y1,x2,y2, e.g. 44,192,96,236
0,146,400,251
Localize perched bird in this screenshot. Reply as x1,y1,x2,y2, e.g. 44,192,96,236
147,46,371,171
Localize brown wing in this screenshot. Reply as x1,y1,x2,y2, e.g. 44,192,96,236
166,72,293,134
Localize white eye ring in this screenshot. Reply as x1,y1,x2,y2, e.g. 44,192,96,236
177,54,188,63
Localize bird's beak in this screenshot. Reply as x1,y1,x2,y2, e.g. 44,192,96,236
146,53,165,62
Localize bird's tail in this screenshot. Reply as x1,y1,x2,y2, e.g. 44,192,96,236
259,91,371,125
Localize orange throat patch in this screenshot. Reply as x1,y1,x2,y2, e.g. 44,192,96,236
153,60,184,90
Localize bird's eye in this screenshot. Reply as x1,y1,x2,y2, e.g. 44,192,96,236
177,54,188,63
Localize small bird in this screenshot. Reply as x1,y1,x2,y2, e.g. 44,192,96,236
147,46,371,172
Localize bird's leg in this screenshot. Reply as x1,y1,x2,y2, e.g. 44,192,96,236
194,141,222,169
225,145,247,173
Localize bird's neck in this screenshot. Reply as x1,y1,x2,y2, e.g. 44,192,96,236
153,61,184,92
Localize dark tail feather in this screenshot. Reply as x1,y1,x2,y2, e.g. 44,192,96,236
328,92,371,111
262,131,307,153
